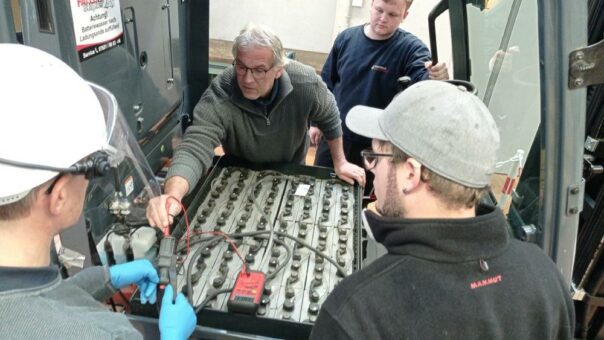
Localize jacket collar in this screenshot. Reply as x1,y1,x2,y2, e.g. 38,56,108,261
0,265,60,292
365,204,510,262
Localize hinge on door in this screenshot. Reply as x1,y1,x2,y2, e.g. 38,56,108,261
518,224,537,243
585,135,604,158
584,136,604,180
569,39,604,89
584,154,604,181
566,180,585,215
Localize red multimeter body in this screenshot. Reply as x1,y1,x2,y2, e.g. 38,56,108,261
227,270,266,314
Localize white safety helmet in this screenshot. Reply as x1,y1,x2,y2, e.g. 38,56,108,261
0,44,107,204
0,44,160,206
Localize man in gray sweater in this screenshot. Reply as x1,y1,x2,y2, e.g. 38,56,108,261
146,24,366,229
0,44,196,340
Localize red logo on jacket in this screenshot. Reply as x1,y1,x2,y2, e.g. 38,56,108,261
470,275,502,289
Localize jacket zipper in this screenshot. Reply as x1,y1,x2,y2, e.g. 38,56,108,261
264,106,271,126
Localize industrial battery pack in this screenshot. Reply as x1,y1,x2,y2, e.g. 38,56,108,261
132,158,363,339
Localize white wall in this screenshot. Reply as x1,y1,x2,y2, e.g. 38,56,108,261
210,0,339,53
209,0,452,67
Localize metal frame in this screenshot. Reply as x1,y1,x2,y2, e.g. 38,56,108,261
537,0,587,286
0,1,17,43
482,0,523,106
427,0,471,80
180,0,210,129
448,0,471,80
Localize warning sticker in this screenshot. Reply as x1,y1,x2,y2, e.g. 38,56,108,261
70,0,124,61
124,175,134,197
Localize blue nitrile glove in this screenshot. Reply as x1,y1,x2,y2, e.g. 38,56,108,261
159,285,197,340
109,259,159,304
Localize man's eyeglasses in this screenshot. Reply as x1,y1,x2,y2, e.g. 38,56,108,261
361,149,394,170
232,60,272,80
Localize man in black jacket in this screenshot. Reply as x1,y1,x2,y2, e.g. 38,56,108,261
310,80,574,339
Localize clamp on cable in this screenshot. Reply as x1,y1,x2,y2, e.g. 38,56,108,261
158,234,178,303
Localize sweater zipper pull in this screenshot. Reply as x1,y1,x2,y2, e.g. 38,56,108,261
263,106,271,126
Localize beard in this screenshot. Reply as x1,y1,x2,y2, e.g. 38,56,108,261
376,164,406,218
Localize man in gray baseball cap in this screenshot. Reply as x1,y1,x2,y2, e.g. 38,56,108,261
310,80,574,339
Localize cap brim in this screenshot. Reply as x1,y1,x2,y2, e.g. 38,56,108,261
345,105,387,140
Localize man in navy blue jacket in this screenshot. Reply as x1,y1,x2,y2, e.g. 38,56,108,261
312,0,449,193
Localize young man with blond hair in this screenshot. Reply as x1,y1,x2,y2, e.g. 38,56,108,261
312,0,448,193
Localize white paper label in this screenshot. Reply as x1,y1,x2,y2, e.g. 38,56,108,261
294,184,310,196
124,175,134,196
70,0,124,61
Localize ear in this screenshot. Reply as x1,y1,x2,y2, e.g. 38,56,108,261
402,9,410,21
46,175,71,216
400,158,422,193
274,65,285,79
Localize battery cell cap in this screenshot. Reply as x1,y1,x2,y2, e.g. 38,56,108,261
283,298,295,311
293,251,302,261
308,303,320,315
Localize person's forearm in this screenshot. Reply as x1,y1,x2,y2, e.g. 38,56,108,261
326,137,347,166
164,176,190,201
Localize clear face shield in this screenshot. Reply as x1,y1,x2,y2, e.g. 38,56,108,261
85,83,161,241
0,81,159,250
